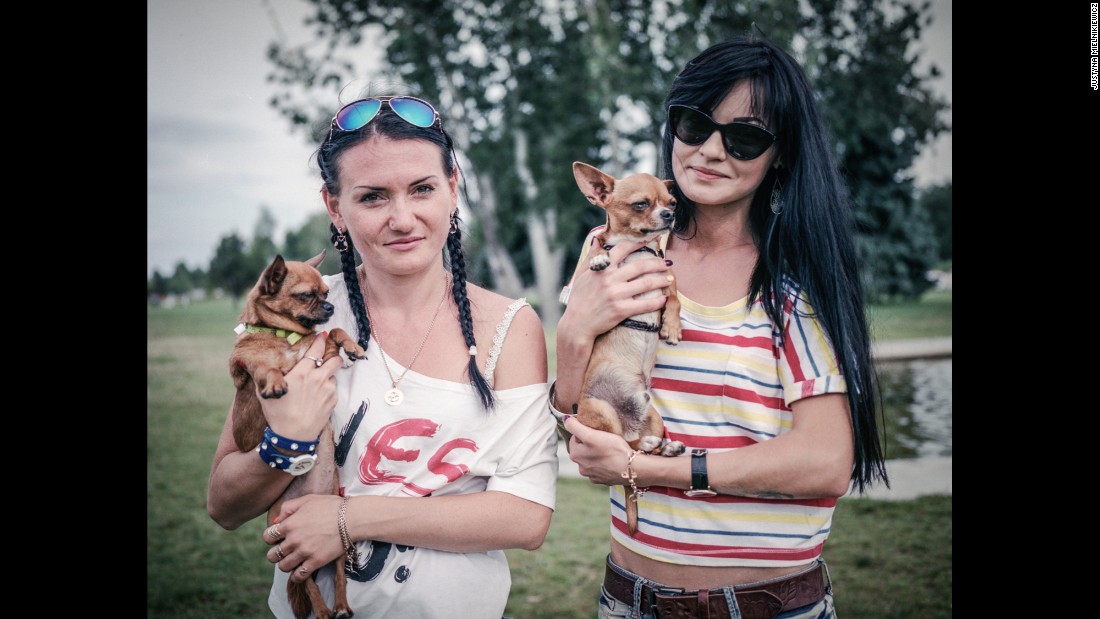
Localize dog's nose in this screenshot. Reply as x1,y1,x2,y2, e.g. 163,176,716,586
660,210,674,221
322,301,334,313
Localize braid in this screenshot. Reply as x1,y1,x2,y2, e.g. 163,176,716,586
446,220,495,410
331,223,371,351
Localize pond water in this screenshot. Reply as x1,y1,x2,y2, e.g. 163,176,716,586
876,358,952,459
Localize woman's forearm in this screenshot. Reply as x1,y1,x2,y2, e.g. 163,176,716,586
347,490,552,552
207,411,293,530
553,311,595,413
636,393,856,499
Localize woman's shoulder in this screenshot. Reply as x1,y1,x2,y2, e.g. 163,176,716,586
322,272,350,304
468,281,545,340
323,272,344,289
466,284,541,330
465,284,545,382
778,273,813,306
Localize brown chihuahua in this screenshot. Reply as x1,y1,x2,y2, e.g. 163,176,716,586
229,251,365,619
570,161,686,536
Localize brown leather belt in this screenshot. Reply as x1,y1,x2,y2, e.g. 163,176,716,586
603,560,826,619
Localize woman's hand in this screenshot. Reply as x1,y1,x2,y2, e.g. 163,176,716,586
207,335,343,530
260,334,341,442
264,494,344,583
562,415,635,486
553,240,675,412
560,240,673,343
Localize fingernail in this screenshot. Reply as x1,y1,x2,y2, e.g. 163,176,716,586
665,259,673,266
322,330,329,338
273,515,281,524
667,275,675,282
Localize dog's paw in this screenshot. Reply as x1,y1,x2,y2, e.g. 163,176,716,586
259,378,289,399
660,319,682,345
659,439,686,457
344,345,367,362
661,325,681,345
589,254,611,271
638,436,664,453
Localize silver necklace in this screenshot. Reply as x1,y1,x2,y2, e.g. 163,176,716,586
364,276,450,406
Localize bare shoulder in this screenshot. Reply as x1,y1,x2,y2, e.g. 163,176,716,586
465,284,547,389
464,284,535,326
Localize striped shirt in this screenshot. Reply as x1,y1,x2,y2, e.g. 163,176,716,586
561,228,847,567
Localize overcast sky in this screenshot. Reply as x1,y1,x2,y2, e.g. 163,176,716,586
147,0,951,278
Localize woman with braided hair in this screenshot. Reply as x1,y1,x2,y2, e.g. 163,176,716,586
207,93,558,618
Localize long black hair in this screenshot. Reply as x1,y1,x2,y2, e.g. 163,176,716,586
661,36,888,492
316,97,495,410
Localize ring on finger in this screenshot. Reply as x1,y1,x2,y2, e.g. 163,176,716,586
275,544,285,561
299,564,309,575
305,355,323,368
267,524,282,539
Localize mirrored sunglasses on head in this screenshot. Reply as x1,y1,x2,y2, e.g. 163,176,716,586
668,104,776,160
330,96,440,135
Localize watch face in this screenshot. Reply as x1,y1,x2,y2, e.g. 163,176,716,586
685,488,718,498
286,455,317,476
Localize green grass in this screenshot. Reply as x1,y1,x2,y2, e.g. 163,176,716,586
867,289,952,341
148,290,951,618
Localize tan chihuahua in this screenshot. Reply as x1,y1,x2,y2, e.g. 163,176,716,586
570,161,686,536
229,251,364,619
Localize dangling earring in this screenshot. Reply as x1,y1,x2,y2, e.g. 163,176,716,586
449,210,459,235
770,177,783,215
333,228,349,253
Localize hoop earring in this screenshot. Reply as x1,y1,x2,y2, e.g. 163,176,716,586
449,210,459,235
770,178,783,215
334,228,349,253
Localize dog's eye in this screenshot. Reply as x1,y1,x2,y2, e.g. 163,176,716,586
632,201,648,211
669,199,677,208
294,293,315,302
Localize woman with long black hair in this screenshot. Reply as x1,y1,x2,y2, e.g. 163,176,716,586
552,34,888,618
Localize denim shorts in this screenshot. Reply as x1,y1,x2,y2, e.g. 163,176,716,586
596,555,836,619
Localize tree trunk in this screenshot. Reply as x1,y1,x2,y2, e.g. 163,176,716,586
513,127,565,324
526,210,565,327
471,172,524,299
437,83,525,300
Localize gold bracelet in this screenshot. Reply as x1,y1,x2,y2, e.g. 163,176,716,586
620,450,648,500
337,496,360,570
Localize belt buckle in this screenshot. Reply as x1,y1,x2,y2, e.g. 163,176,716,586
642,586,686,619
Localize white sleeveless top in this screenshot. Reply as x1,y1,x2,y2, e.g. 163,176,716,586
268,275,558,619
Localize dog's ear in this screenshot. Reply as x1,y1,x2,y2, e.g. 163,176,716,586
573,161,616,208
305,250,326,269
663,180,675,191
259,255,288,296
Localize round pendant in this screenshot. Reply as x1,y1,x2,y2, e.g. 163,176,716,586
385,387,404,406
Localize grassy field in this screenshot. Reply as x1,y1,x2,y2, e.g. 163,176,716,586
148,290,951,618
867,289,952,341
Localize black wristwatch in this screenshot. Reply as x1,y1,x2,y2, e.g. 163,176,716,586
685,448,717,497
